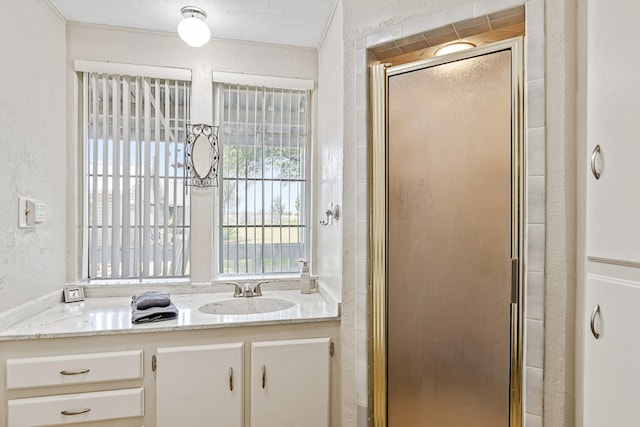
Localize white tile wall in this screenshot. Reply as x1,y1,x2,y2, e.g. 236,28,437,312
525,0,544,33
526,30,545,81
526,127,546,176
526,319,545,369
527,272,545,321
354,1,545,426
354,45,370,414
527,79,546,129
366,27,403,49
402,13,446,38
522,5,546,423
525,366,544,416
444,4,474,24
525,413,543,427
356,246,368,295
527,224,545,273
527,176,545,225
474,0,525,16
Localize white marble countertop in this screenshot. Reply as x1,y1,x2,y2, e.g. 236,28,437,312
0,290,340,341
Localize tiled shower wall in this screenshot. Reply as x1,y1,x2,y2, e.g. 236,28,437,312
352,0,545,425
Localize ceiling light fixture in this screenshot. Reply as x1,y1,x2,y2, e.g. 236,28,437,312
178,6,211,47
434,41,476,56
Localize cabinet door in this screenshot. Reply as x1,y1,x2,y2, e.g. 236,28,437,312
251,337,330,427
584,275,640,426
156,343,243,427
586,0,640,263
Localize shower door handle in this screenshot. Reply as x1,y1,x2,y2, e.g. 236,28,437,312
510,258,519,304
590,304,601,339
591,144,601,180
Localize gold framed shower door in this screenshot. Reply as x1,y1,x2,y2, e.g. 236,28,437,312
369,37,524,427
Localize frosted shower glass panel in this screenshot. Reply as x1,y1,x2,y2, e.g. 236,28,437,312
387,50,512,426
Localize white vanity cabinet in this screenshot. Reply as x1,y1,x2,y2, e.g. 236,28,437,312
0,313,339,427
251,337,331,427
5,350,144,426
583,1,640,424
583,275,640,426
153,337,331,427
155,343,244,427
586,0,640,264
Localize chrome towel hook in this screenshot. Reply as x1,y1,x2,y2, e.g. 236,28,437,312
320,203,340,226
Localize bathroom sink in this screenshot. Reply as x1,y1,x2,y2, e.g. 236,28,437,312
198,298,295,315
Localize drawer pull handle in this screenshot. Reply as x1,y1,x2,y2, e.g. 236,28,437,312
590,304,601,339
61,408,91,416
229,367,234,391
262,364,266,389
60,369,90,375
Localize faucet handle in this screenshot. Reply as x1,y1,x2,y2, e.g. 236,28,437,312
224,282,243,297
253,280,270,297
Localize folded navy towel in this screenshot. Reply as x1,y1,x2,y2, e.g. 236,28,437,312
131,302,179,324
132,291,171,310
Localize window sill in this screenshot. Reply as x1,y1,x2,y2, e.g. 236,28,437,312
75,276,314,299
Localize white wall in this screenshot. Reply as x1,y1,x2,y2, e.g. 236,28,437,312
544,0,577,424
65,24,318,284
317,3,345,424
317,2,344,302
0,0,67,313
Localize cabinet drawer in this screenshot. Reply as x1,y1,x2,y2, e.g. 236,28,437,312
6,350,143,390
7,387,144,426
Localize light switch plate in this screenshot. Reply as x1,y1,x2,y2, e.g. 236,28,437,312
18,197,32,228
18,196,47,228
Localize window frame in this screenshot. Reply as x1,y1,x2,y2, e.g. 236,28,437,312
213,79,314,279
77,61,193,283
75,62,315,284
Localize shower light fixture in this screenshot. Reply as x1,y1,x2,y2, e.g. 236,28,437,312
434,41,476,56
178,6,211,47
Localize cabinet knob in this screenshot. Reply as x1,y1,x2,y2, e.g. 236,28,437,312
262,364,266,389
229,367,234,391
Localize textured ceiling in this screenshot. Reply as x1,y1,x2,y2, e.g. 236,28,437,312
49,0,336,48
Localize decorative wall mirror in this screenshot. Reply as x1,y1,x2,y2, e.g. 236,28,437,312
185,123,219,188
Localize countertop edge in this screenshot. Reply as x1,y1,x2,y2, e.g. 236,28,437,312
0,315,341,341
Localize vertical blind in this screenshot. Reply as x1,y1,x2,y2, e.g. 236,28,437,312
85,72,191,280
219,84,309,275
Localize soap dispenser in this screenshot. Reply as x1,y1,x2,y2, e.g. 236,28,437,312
299,259,311,294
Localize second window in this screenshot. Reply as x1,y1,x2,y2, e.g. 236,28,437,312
217,84,310,276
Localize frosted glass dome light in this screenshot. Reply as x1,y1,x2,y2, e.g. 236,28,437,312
434,42,476,56
178,6,211,47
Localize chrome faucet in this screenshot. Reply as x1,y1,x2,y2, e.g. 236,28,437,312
225,281,270,297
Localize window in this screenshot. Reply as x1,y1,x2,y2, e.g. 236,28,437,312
217,84,310,275
83,72,191,280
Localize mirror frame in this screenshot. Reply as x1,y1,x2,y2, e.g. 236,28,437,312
185,123,219,188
